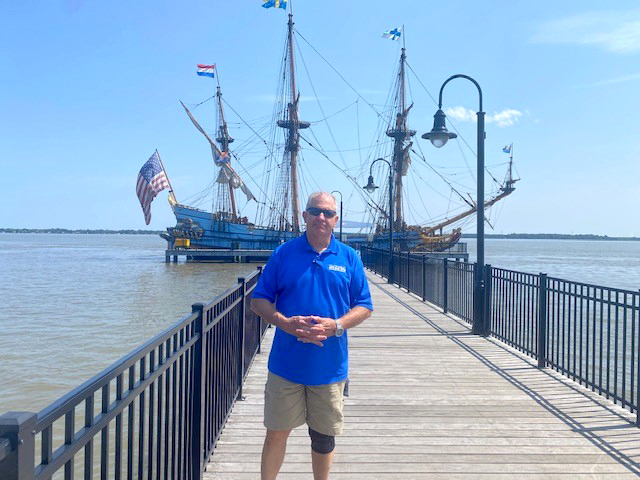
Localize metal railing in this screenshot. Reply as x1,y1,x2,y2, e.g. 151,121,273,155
0,268,266,480
361,246,640,424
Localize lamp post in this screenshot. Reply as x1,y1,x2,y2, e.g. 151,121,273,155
422,74,486,335
330,190,343,242
363,158,394,284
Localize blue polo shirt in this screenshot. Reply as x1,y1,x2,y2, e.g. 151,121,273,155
252,233,373,385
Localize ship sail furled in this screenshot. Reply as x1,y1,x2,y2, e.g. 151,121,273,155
386,47,415,231
179,100,256,206
269,13,310,233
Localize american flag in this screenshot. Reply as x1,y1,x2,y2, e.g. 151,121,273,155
136,151,169,225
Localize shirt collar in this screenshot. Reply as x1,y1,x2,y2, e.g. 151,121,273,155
301,232,339,254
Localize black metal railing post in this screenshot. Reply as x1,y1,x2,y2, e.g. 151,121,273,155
256,266,264,351
422,254,426,301
537,274,548,368
471,262,485,335
637,289,640,425
237,277,246,401
190,303,206,480
406,252,410,292
484,265,492,336
0,412,36,480
443,258,449,314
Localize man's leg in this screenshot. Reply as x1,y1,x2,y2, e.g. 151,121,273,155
306,381,346,480
309,428,335,480
261,429,292,480
262,373,306,479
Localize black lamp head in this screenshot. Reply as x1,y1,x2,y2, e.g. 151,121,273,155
422,109,457,148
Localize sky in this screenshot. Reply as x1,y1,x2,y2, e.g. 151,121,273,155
1,1,639,236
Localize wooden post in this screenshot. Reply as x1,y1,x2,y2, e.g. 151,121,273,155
0,412,36,480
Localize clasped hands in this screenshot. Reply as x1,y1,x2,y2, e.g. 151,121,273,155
285,315,336,347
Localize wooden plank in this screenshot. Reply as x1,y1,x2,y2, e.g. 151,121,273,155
205,272,640,478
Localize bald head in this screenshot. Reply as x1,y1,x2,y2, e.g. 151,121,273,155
306,191,337,210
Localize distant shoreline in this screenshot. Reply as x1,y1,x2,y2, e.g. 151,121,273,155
462,233,640,241
0,228,163,235
1,228,639,241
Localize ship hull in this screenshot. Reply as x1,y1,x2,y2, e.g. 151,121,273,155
167,204,298,250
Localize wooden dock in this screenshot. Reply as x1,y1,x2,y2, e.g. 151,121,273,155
165,248,273,263
205,272,640,479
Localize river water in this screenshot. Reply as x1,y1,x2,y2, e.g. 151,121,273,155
1,233,638,414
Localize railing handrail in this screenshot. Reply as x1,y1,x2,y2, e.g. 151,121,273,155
0,266,266,480
34,268,261,430
360,245,640,424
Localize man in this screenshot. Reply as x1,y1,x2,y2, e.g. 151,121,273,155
250,191,373,480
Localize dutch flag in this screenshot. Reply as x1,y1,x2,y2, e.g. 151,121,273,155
197,64,215,78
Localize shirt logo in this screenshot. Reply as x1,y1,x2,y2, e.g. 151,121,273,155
328,264,346,273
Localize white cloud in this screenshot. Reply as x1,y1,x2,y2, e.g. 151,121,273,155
531,10,640,54
444,107,523,128
444,106,476,122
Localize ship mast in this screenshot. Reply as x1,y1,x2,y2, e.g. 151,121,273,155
277,13,309,232
386,46,415,231
215,80,237,219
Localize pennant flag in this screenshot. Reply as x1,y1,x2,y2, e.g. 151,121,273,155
137,152,170,225
382,27,402,41
196,64,215,78
262,0,287,9
503,143,512,154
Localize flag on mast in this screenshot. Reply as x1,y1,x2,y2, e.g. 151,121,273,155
196,64,215,78
136,151,170,225
503,143,512,154
382,27,402,41
262,0,287,9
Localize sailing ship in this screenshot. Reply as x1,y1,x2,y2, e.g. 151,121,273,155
161,14,306,250
361,36,518,252
159,10,518,253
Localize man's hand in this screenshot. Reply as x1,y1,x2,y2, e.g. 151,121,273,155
286,316,328,347
294,316,338,346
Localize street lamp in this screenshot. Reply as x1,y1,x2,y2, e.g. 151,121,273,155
363,158,394,284
422,74,486,335
331,190,343,242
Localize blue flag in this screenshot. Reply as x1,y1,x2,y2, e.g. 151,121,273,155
382,27,402,41
503,144,512,154
262,0,287,9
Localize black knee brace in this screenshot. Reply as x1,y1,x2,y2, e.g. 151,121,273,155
308,427,335,454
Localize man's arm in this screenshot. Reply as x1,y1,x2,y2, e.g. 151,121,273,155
250,297,327,346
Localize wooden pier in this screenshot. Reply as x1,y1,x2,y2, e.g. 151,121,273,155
164,248,273,263
205,272,640,479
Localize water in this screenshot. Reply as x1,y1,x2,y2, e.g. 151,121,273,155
465,239,640,292
0,234,257,413
0,234,638,414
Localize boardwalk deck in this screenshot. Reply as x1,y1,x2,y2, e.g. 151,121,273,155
204,272,640,479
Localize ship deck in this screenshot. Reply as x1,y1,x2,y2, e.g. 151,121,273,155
204,272,640,479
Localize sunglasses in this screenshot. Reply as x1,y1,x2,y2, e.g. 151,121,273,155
306,207,337,218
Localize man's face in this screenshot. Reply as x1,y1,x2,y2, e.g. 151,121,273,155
302,195,339,237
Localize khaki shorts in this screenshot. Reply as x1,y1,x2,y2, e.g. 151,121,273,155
264,372,346,436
